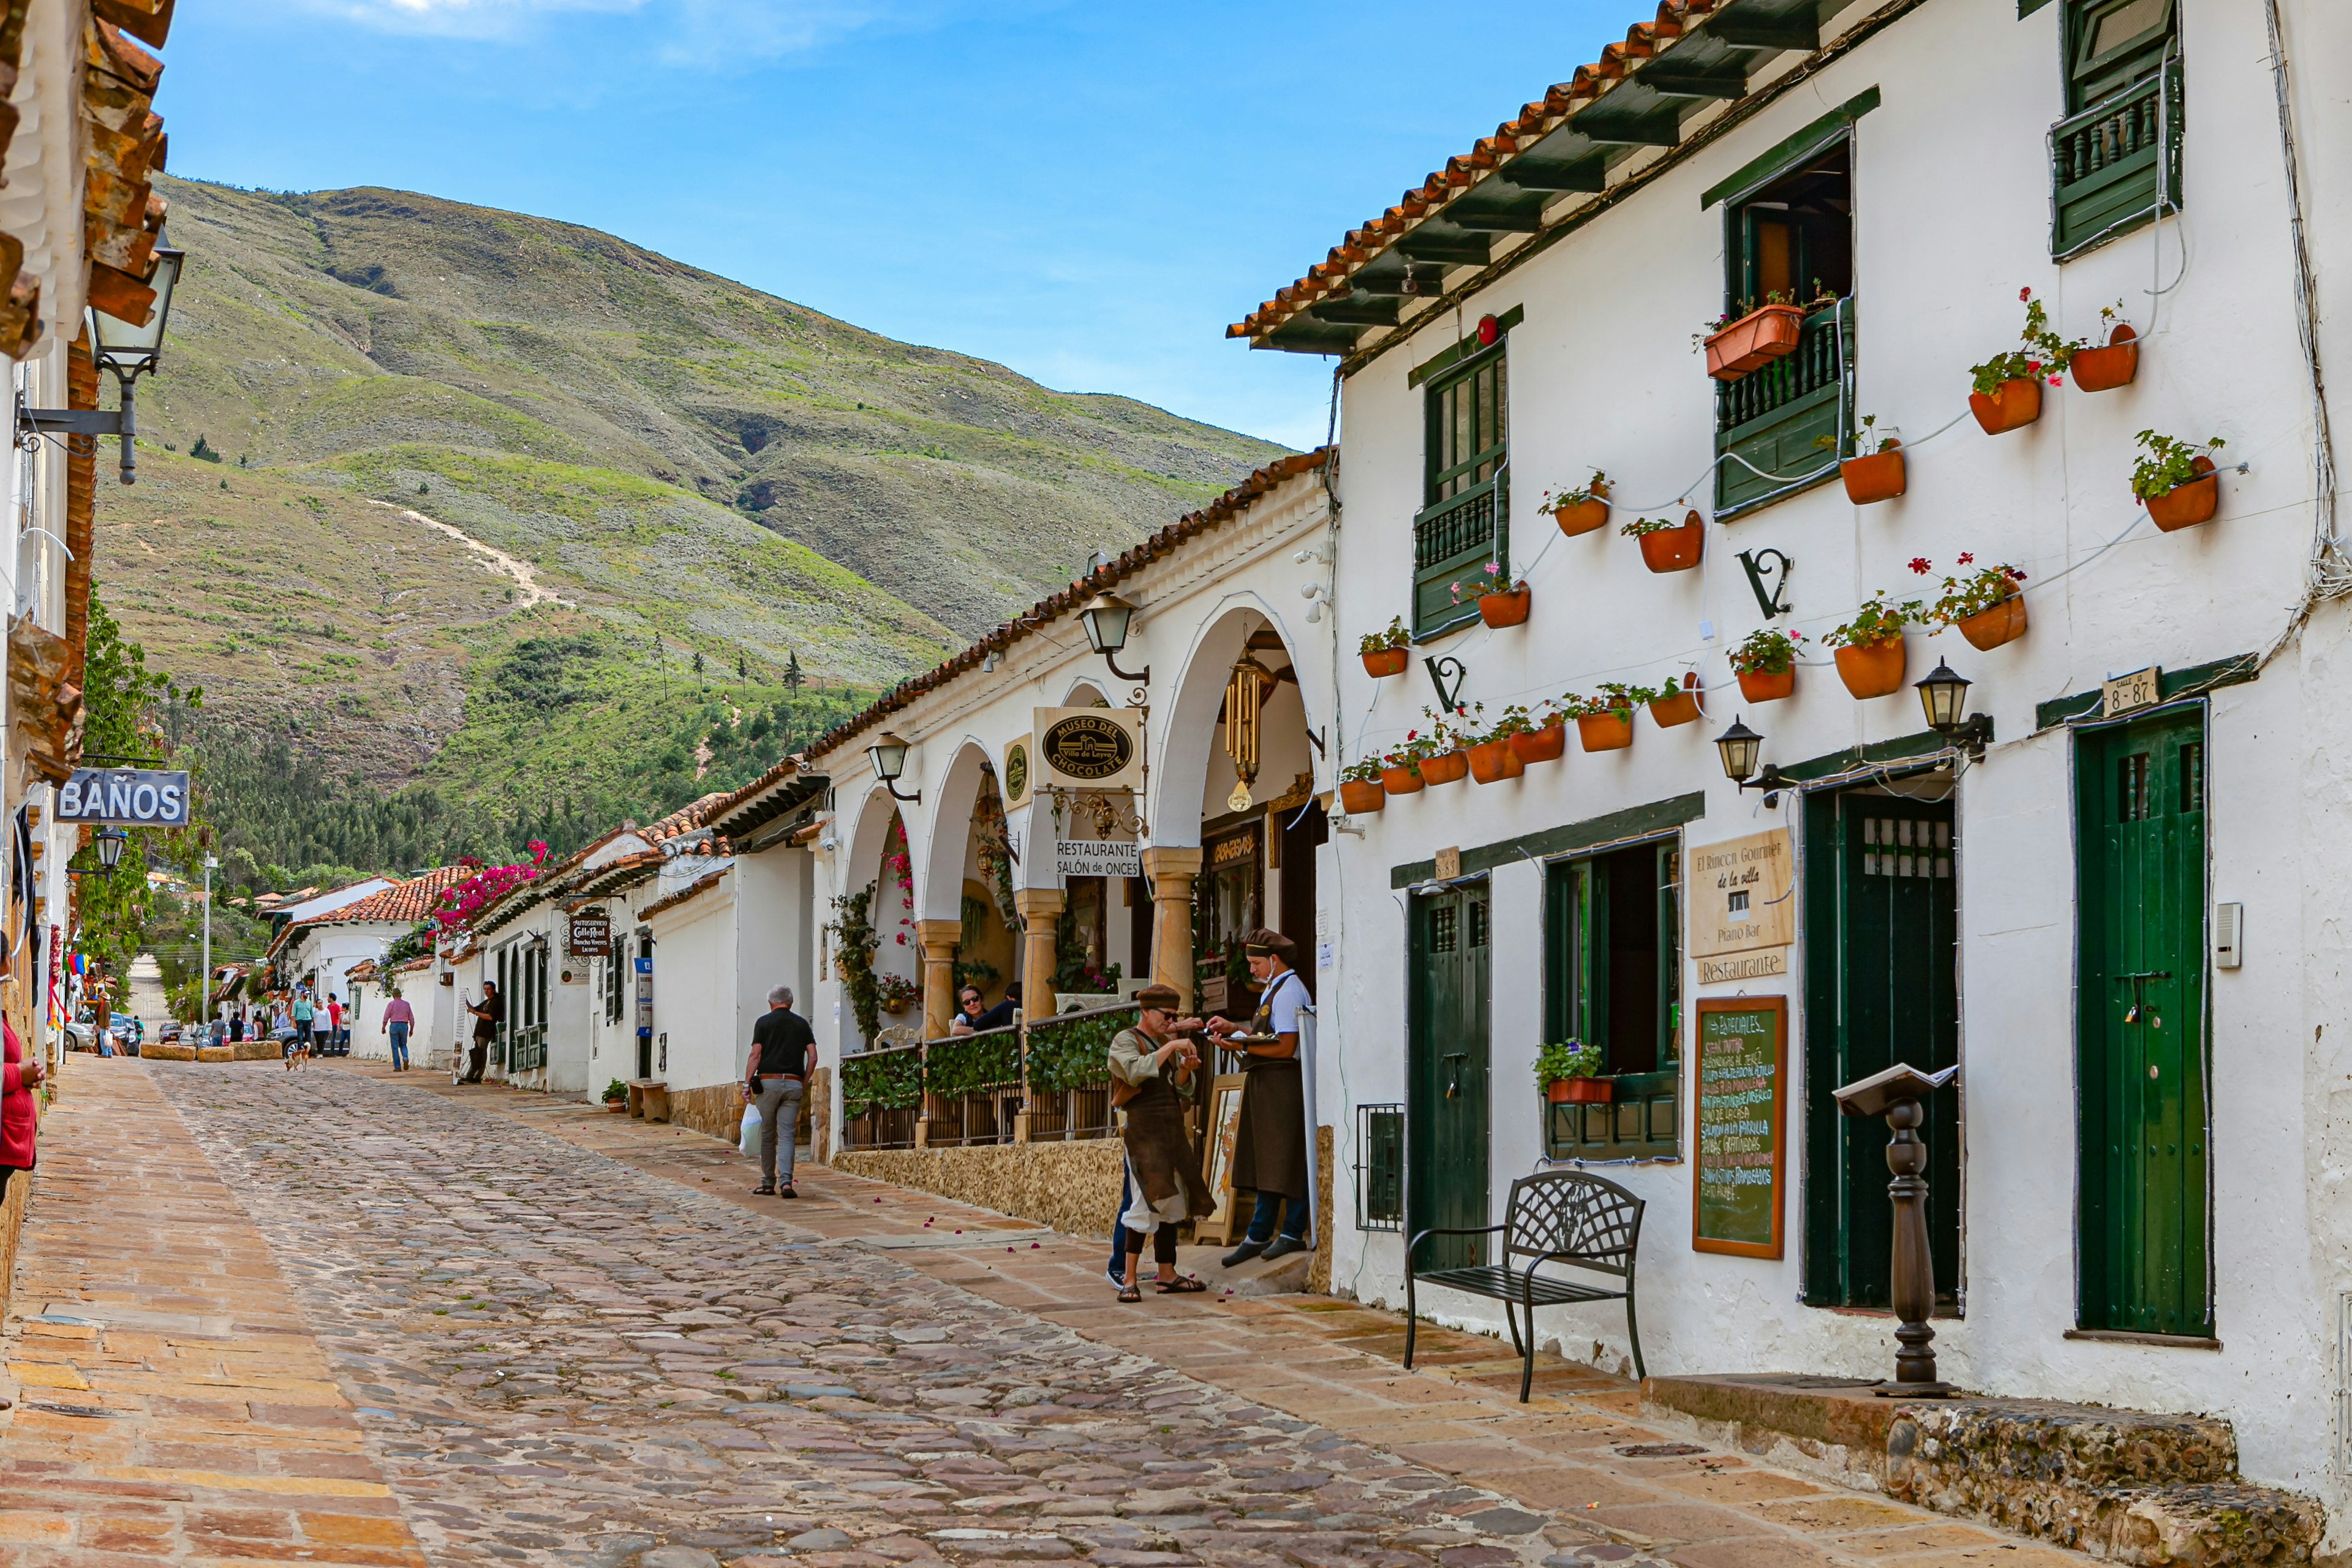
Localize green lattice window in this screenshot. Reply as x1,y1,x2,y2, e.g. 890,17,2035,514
2050,0,2181,258
1412,342,1508,637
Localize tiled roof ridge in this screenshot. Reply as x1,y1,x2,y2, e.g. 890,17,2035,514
1228,1,1733,345
806,447,1332,761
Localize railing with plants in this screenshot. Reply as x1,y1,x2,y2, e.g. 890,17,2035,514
840,1037,924,1151
1411,472,1506,636
1023,1002,1135,1144
1716,301,1843,438
922,1025,1022,1148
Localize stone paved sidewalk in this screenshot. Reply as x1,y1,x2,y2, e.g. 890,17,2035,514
0,1057,424,1565
370,1065,2091,1568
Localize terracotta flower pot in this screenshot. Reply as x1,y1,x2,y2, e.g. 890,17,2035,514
1420,748,1470,786
1956,593,2027,652
1361,647,1409,679
1834,639,1907,699
1577,712,1634,753
1553,498,1610,537
1737,668,1795,703
1468,737,1524,785
1548,1077,1613,1104
2147,456,2220,532
1841,446,1906,505
1638,521,1704,573
1969,377,2043,435
1475,587,1531,628
1510,724,1567,765
1649,690,1702,728
2071,325,2139,393
603,1098,627,1114
1339,778,1387,815
1705,303,1806,381
1380,763,1424,796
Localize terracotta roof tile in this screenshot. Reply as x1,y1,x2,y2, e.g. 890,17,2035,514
639,869,727,922
805,448,1332,762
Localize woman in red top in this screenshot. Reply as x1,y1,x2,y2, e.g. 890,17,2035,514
1,1014,43,1191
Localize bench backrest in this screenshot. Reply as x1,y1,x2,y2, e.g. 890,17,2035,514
1502,1170,1645,1277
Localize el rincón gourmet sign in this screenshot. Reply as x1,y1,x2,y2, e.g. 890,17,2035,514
58,768,190,826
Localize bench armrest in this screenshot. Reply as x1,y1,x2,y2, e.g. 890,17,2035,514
1405,1223,1507,1275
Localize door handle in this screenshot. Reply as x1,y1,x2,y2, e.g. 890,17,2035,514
1441,1051,1466,1100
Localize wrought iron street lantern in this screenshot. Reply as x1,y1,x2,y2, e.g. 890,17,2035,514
1077,590,1150,684
95,826,128,872
1915,660,1994,758
17,234,184,486
1714,715,1793,797
867,731,921,805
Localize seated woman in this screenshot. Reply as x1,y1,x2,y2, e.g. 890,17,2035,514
948,982,1021,1035
1107,983,1212,1301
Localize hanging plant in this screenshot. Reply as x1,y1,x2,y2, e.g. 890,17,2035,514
1498,700,1567,765
1919,555,2030,650
1450,562,1531,628
874,973,920,1015
1564,687,1641,753
1730,627,1804,703
1644,674,1703,728
2133,430,2226,531
1359,616,1411,678
1543,471,1613,537
1825,415,1905,504
824,883,883,1043
1623,511,1704,573
1968,287,2078,434
1338,757,1388,814
2071,302,2139,392
1824,594,1923,699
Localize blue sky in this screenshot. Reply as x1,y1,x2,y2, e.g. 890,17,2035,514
167,2,1634,450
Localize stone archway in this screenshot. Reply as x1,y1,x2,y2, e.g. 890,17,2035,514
911,741,1022,1039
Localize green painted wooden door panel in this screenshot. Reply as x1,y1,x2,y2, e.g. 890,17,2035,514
1409,885,1491,1269
2078,711,2209,1336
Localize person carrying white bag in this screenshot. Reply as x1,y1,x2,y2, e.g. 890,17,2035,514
744,984,818,1198
739,1099,762,1157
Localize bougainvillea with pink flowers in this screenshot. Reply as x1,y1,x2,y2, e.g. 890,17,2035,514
431,841,550,935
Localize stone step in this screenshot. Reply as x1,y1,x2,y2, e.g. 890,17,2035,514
1643,1373,2321,1567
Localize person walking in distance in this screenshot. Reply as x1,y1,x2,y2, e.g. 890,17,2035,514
290,989,316,1066
462,981,501,1084
744,985,816,1197
381,987,414,1071
324,992,344,1056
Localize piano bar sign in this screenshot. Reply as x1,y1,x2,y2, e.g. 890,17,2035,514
58,768,190,826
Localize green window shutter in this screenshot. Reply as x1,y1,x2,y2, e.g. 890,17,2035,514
1414,342,1509,638
1541,844,1680,1161
2050,0,2180,259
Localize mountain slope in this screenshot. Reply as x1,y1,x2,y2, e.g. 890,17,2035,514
143,176,1289,639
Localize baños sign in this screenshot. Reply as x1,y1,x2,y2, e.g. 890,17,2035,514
57,768,190,827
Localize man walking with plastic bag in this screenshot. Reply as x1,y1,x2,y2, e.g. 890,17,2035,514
744,985,816,1198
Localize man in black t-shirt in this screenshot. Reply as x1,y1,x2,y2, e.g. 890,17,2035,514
463,982,502,1084
744,986,818,1196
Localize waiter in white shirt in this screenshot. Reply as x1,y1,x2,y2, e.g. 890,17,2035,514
1199,927,1313,1265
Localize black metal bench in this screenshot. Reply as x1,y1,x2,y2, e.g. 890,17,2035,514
1404,1168,1646,1401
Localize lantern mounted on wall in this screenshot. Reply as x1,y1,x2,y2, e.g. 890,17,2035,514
1914,660,1994,758
1077,590,1150,685
867,730,922,805
1714,716,1795,803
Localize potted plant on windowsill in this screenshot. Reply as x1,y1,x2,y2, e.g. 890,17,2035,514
603,1077,629,1114
1338,758,1387,815
1453,563,1531,628
1543,471,1613,537
1825,594,1921,699
1537,1040,1610,1104
1699,290,1810,382
1502,701,1567,766
1831,415,1905,504
1968,287,2073,435
1359,616,1411,679
1921,554,2030,651
1567,687,1640,753
1624,511,1704,573
1730,627,1803,703
2070,303,2139,392
2133,430,2226,532
1646,674,1703,728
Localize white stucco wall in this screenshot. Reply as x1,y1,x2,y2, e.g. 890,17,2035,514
647,875,740,1094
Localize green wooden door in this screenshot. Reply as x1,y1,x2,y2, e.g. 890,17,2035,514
2078,710,2210,1336
1409,884,1491,1269
1811,794,1960,1310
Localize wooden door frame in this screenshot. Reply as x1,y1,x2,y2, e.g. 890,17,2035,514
2069,698,2214,1336
1406,879,1493,1268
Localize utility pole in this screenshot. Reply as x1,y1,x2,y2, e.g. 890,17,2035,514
201,853,217,1028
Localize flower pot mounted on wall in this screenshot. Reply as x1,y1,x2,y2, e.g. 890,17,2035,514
1639,516,1705,573
1649,690,1702,728
1577,712,1634,753
1957,594,2028,652
1339,779,1387,815
1510,724,1567,766
1834,640,1908,699
1476,587,1531,628
1737,668,1795,704
1969,377,2043,435
1380,763,1424,796
2070,324,2139,393
1468,738,1524,785
1420,749,1470,786
1362,647,1409,679
1553,498,1610,537
2147,457,2220,532
1705,303,1806,381
1548,1077,1613,1104
1841,446,1907,505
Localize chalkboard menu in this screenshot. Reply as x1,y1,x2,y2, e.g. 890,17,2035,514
1692,997,1787,1257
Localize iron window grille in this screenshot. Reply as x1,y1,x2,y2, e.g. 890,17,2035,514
1355,1102,1405,1231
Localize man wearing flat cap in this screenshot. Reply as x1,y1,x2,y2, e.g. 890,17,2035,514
1199,928,1313,1265
1106,982,1213,1300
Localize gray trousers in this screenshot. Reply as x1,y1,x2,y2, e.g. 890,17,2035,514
756,1077,804,1186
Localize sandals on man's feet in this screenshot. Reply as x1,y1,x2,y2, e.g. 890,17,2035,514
1116,1283,1143,1303
1155,1275,1208,1294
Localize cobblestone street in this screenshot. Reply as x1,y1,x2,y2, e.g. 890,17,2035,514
0,1060,2092,1568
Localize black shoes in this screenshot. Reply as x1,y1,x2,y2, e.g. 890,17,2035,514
1260,1235,1308,1261
1221,1240,1266,1268
752,1185,775,1196
777,1187,799,1199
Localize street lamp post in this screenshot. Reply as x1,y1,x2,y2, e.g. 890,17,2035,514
202,853,217,1030
17,235,184,485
